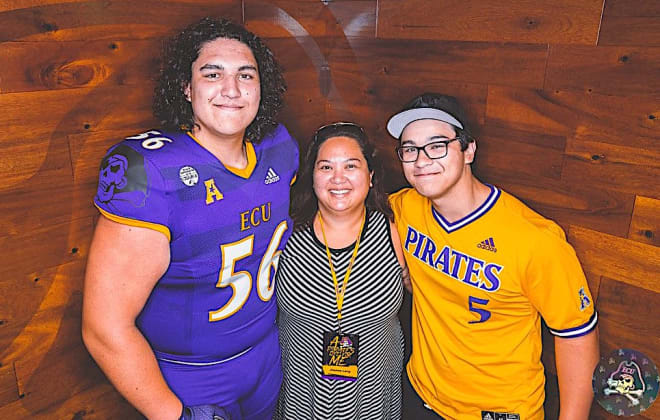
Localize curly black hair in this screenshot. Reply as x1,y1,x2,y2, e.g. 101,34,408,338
291,122,393,231
153,17,286,143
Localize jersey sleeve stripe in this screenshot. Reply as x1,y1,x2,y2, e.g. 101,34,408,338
548,312,598,338
96,205,171,242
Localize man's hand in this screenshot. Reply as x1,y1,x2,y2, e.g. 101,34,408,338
402,265,412,293
180,404,231,420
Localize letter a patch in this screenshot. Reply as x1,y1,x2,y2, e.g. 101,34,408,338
205,178,224,205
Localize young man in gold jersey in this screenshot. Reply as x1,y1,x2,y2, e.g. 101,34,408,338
387,93,599,420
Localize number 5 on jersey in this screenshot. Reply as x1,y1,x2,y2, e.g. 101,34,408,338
209,221,288,321
468,295,491,324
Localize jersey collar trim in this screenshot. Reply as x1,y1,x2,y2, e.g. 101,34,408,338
224,141,256,179
431,184,500,233
186,132,257,179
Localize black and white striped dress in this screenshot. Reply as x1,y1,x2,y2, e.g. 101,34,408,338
276,210,404,420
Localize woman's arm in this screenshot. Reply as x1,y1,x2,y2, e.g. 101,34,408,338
82,216,182,420
389,221,412,293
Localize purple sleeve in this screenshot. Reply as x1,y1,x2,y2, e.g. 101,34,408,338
93,142,171,240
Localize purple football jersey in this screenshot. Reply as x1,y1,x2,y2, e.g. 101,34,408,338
94,125,298,362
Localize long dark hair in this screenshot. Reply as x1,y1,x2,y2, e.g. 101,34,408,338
291,122,393,230
152,17,286,143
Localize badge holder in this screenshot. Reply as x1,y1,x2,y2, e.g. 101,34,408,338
317,210,365,382
322,328,359,381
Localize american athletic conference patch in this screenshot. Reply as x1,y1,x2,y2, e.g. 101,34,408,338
592,348,659,416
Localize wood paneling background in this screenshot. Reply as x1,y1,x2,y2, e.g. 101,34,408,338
0,0,658,418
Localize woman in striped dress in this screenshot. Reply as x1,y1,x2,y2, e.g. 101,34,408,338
276,122,408,419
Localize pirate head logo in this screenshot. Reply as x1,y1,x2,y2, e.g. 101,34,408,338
98,154,128,202
339,337,353,348
604,361,646,405
593,348,659,416
96,144,147,209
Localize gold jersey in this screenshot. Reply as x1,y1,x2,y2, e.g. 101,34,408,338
390,186,597,420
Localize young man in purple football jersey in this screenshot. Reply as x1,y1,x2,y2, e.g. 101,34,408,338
82,18,298,420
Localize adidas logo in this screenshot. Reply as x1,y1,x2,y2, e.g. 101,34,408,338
264,167,280,184
477,237,497,253
481,411,519,420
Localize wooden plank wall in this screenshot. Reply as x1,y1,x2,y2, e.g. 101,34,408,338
0,0,658,418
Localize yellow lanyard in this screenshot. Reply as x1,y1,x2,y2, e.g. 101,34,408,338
318,210,365,327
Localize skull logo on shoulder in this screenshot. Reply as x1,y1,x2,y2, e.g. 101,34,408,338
96,144,148,208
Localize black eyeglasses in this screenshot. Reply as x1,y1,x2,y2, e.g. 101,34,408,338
313,122,366,144
396,138,459,162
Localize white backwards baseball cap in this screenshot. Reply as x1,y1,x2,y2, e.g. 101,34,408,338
386,93,469,139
